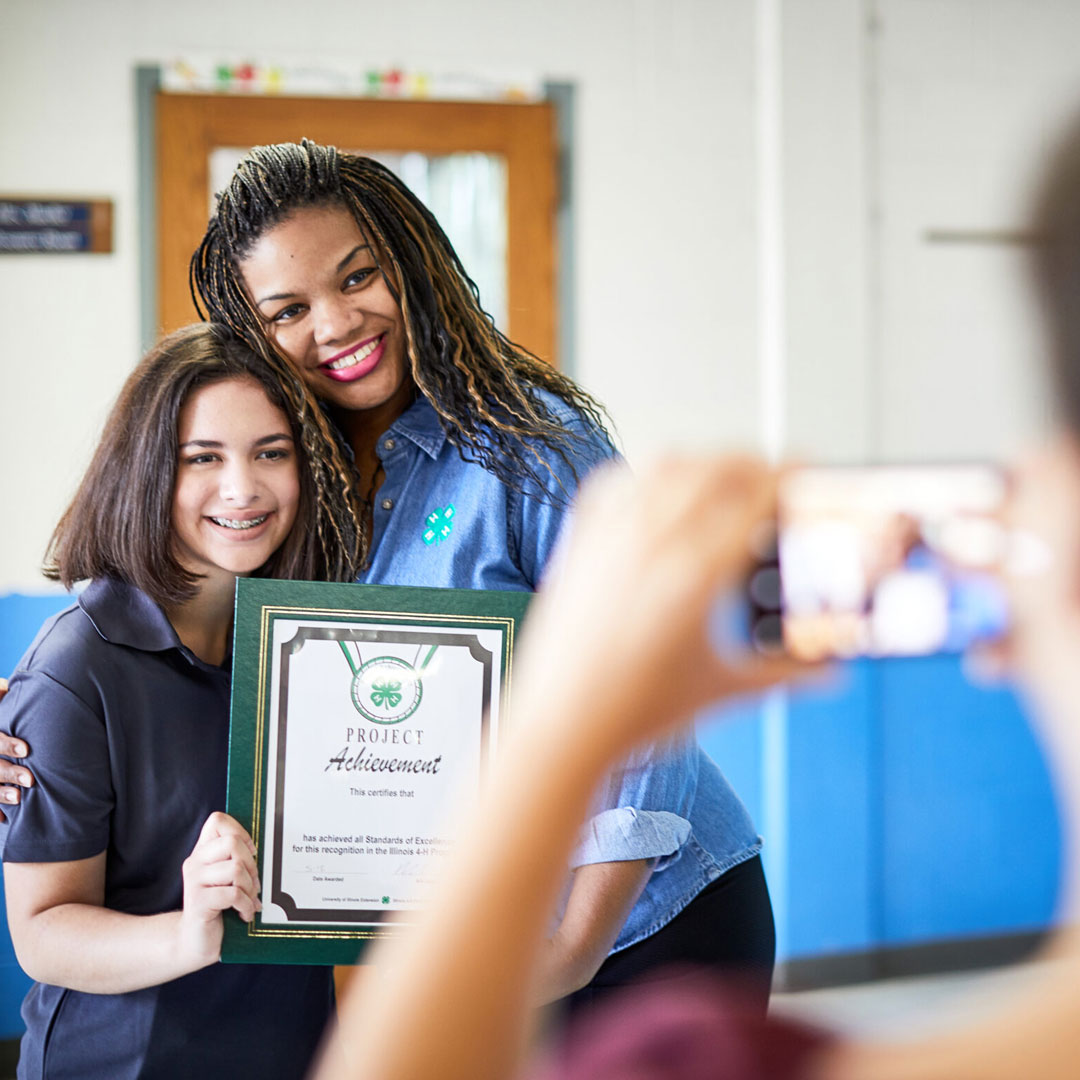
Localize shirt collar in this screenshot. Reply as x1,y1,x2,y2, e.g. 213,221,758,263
78,578,187,655
388,395,448,460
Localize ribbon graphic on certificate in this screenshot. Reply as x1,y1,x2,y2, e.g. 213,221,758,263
223,580,529,965
339,640,438,724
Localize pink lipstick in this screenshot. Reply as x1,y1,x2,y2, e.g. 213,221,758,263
319,334,386,383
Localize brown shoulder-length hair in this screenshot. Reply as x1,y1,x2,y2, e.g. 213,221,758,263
44,323,362,605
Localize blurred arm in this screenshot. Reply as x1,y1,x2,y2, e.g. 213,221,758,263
313,458,799,1080
533,857,654,1003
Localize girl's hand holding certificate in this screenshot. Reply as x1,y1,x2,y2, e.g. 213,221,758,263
179,812,262,968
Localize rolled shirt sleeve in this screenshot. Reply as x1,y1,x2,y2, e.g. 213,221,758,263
570,734,700,872
570,807,691,869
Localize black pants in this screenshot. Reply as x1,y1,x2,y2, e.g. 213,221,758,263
562,854,775,1019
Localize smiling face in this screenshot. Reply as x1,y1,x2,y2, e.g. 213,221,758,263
239,204,412,426
171,376,301,594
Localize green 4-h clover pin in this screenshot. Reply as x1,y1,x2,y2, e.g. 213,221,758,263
422,503,455,546
347,655,422,724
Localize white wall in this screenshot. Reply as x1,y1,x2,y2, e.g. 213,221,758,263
870,0,1080,462
782,0,872,463
4,0,1080,593
779,0,1080,467
0,0,763,592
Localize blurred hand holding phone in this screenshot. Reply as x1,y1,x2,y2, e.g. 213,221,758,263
748,464,1025,661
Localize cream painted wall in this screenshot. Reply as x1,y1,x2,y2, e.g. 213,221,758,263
4,0,1075,595
0,0,763,592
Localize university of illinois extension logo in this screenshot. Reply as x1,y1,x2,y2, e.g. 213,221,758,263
338,641,438,725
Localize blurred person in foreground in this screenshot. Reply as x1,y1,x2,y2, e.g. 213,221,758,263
305,105,1080,1080
312,455,813,1080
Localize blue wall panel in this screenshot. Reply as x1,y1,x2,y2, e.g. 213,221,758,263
699,655,1061,966
877,657,1061,944
0,593,73,673
783,663,878,958
0,593,73,1039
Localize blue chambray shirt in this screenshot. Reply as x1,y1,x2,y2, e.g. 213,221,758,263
356,392,612,590
355,391,761,955
569,735,762,952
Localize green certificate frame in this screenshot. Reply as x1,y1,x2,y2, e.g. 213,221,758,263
223,579,530,966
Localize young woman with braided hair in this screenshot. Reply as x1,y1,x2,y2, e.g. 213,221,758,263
313,103,1080,1080
100,116,1080,1080
189,141,612,550
181,140,777,1012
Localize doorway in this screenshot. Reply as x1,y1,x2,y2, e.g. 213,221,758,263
155,92,559,363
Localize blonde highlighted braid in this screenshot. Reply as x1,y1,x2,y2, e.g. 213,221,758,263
190,140,615,505
228,320,366,578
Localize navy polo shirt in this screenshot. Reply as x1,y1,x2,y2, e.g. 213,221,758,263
0,578,332,1080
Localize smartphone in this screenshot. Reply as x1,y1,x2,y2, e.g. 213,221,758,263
747,464,1010,660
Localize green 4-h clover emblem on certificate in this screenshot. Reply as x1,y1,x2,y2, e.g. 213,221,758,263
339,643,439,724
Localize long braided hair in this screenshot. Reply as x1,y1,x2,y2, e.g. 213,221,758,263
190,140,615,502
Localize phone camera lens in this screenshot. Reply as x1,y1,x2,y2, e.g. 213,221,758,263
749,567,782,610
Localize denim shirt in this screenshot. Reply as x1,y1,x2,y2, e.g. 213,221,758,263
570,736,762,952
355,392,760,955
356,393,613,590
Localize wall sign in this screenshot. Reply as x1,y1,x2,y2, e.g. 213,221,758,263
0,198,113,254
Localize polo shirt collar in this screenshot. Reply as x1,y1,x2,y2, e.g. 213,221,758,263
78,577,185,655
389,395,448,460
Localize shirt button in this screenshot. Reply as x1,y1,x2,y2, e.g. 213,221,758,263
383,438,396,451
381,497,394,512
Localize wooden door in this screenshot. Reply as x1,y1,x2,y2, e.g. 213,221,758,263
156,93,558,363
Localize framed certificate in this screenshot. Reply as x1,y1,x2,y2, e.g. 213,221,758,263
222,579,530,965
